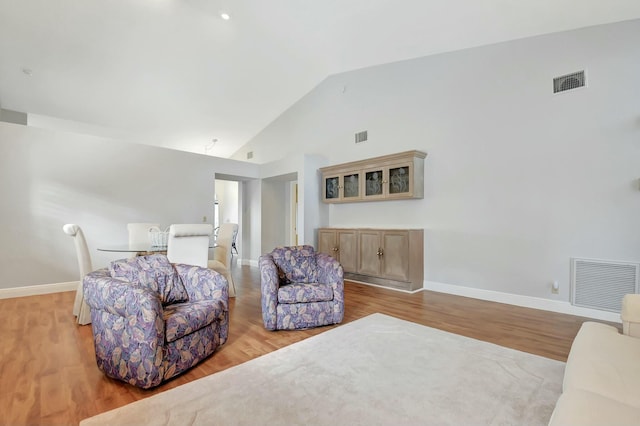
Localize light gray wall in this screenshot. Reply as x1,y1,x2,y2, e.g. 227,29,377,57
0,122,259,288
261,179,289,254
234,19,640,302
242,179,262,264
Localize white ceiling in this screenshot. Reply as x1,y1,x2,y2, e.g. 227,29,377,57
2,0,640,158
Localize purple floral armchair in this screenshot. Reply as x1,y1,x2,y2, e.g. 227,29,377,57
83,254,229,389
260,245,344,330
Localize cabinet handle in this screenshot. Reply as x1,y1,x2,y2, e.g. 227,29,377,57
333,247,339,252
377,248,383,257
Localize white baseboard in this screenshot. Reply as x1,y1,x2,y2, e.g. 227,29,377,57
239,258,259,267
0,281,78,299
424,280,621,323
346,279,423,294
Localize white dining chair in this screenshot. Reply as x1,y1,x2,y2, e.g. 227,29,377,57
127,222,160,246
62,223,93,325
127,222,161,257
166,224,213,268
208,223,237,297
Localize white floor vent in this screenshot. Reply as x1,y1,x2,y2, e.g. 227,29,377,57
571,258,639,313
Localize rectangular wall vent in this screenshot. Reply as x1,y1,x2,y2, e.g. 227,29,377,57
571,258,639,313
246,151,253,160
355,130,368,144
553,70,586,94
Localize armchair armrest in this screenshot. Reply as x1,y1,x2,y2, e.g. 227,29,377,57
315,253,344,284
259,254,280,330
83,268,163,318
315,253,345,324
174,264,229,308
622,294,640,338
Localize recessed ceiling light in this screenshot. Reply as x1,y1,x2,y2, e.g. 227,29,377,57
220,12,230,20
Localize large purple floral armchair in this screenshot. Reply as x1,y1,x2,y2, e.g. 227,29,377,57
83,254,229,389
260,245,344,330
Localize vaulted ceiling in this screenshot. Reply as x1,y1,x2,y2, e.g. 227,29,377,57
2,0,640,158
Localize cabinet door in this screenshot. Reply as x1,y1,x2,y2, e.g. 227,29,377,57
337,230,358,273
362,168,386,200
318,229,338,258
323,175,341,202
380,230,410,281
342,172,361,200
386,163,413,198
357,230,382,276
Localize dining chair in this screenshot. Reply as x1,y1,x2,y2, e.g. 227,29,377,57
208,223,237,297
127,222,160,257
166,224,213,268
127,222,160,245
62,223,93,325
231,224,239,255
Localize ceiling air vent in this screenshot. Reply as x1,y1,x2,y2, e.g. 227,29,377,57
553,70,585,94
355,130,368,144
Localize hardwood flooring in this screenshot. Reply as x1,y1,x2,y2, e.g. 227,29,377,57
0,265,611,425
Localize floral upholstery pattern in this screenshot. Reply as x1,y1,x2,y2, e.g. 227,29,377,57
83,256,229,389
260,246,344,330
109,254,189,305
270,245,318,283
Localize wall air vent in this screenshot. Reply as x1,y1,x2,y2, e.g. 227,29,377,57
553,70,586,94
571,258,639,313
355,130,368,144
246,151,253,160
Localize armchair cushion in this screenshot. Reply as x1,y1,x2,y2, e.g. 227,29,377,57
163,299,226,343
109,255,188,306
278,282,334,304
271,245,317,283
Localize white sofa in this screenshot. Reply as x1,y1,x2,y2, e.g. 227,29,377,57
549,294,640,425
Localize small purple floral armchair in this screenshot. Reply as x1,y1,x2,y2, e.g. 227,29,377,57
260,245,344,330
83,254,229,389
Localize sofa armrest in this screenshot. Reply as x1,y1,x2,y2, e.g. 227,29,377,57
174,264,229,309
259,254,280,330
622,294,640,338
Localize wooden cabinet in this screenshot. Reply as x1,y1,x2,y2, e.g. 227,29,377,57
317,227,423,291
318,228,357,273
320,150,427,203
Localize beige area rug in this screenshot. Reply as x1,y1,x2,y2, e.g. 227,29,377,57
81,313,564,426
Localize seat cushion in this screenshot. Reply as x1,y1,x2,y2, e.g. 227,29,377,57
109,254,189,306
564,321,640,408
277,282,333,304
163,299,224,343
271,245,317,283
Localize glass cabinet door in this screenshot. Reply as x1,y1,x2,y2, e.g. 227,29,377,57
364,169,384,198
342,172,360,199
324,175,340,201
388,164,411,196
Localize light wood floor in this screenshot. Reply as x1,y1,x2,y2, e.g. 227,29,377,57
0,265,612,425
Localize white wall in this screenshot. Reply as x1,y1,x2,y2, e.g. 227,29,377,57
259,154,330,252
242,179,262,265
215,180,239,225
234,19,640,304
0,122,259,289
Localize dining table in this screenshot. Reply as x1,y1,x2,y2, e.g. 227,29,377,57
97,243,216,253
